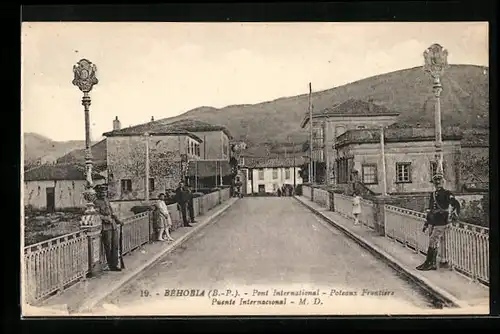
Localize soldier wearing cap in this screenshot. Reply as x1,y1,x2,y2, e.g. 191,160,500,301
94,184,123,271
416,172,460,271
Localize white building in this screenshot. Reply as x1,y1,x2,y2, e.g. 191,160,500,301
24,163,106,211
239,156,305,195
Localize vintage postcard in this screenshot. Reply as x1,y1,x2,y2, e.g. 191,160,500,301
21,22,490,317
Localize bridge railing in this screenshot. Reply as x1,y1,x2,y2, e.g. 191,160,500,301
299,185,489,285
23,230,89,305
23,188,232,305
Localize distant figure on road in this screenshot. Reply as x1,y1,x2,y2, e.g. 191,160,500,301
175,182,193,227
153,193,174,242
94,184,123,271
417,172,461,271
352,191,362,225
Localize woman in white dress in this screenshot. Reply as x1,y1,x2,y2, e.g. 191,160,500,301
153,193,174,242
352,191,362,225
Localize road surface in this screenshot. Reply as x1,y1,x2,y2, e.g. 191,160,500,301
95,197,437,315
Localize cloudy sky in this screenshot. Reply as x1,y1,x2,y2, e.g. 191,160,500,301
21,22,488,142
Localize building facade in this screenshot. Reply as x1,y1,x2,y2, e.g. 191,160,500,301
24,164,105,211
240,156,305,195
104,130,202,201
301,98,399,184
334,127,463,194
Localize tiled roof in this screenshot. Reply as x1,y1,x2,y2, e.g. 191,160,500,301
102,119,230,140
24,163,105,182
321,99,397,116
301,99,399,128
167,119,232,139
242,156,306,168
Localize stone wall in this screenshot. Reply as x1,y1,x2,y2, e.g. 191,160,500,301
107,136,184,201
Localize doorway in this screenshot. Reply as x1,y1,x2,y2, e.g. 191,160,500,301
258,184,265,194
46,187,55,212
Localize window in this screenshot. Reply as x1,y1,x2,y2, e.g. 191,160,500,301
149,178,155,191
121,179,132,193
357,125,366,129
285,168,291,179
272,169,278,179
362,164,378,184
196,144,200,156
430,161,446,181
396,162,412,183
258,169,264,180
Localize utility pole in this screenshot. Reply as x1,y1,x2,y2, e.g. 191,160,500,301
144,132,150,201
380,126,387,196
308,82,313,184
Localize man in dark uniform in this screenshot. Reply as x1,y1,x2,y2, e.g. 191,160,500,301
175,181,193,227
187,185,197,224
94,184,123,271
416,172,460,271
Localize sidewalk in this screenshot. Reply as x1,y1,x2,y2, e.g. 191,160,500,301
295,196,489,310
35,198,238,315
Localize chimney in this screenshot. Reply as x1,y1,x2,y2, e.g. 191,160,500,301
368,97,374,113
113,116,121,131
151,116,155,122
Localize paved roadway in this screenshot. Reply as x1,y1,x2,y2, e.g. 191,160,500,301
95,197,437,315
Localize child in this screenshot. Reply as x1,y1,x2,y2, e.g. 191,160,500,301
352,191,362,225
153,193,174,242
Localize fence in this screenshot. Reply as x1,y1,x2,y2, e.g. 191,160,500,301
23,231,89,305
300,185,490,285
23,188,232,305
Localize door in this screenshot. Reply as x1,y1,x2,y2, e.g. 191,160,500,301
258,184,265,194
46,187,55,212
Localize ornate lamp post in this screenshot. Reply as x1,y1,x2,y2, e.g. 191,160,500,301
424,44,449,177
73,59,102,274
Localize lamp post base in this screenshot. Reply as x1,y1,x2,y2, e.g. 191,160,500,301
81,213,104,277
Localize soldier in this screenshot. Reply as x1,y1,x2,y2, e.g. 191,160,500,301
416,172,460,271
94,184,123,271
175,181,193,227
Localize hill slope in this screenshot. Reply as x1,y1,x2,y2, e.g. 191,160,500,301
23,133,89,164
157,64,489,148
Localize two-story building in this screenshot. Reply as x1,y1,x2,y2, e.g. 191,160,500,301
300,98,399,184
102,120,202,201
166,119,233,188
239,156,305,195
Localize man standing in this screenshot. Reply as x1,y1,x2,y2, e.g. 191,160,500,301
416,173,460,271
175,181,192,227
187,185,197,224
94,184,123,271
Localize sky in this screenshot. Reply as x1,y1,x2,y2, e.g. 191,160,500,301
21,22,488,142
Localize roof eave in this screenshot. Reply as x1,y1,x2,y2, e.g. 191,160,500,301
103,131,203,143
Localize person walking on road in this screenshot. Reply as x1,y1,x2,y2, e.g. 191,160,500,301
153,193,174,242
94,184,123,272
416,172,461,271
352,191,362,225
175,181,193,227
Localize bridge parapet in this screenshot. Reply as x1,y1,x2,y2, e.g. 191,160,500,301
22,187,232,306
300,185,489,285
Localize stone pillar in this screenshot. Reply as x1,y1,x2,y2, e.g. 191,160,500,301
372,196,400,236
328,190,335,211
81,214,104,276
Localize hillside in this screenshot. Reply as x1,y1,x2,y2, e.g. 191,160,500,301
23,133,91,166
156,64,489,150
